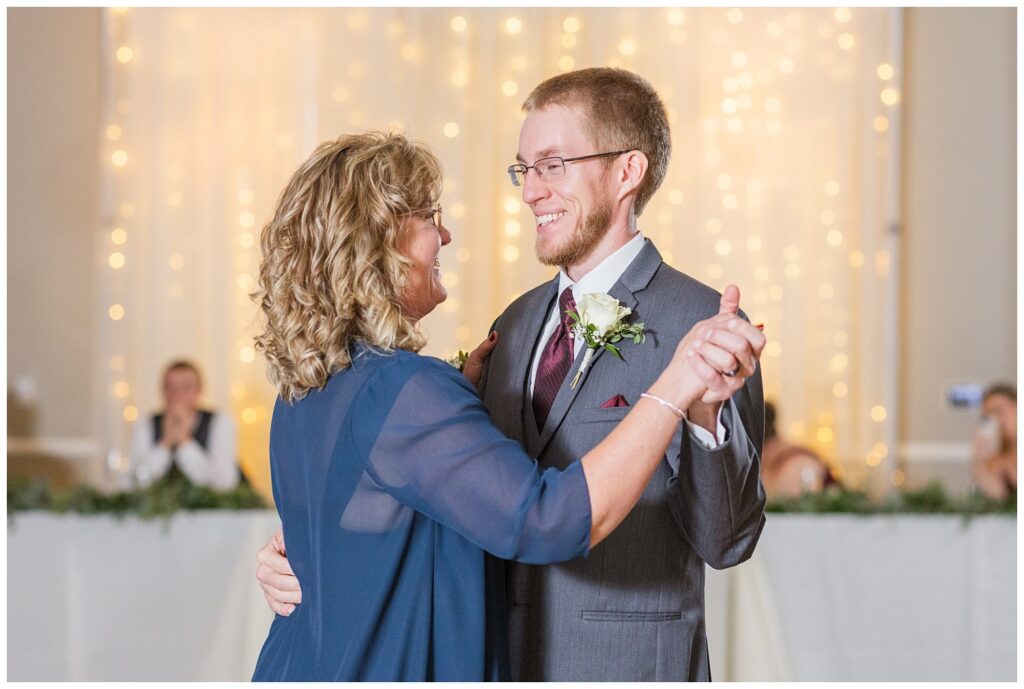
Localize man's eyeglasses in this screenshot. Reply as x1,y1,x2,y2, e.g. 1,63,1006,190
410,204,443,228
506,150,633,187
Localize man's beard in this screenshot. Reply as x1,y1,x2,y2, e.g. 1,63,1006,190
535,200,613,267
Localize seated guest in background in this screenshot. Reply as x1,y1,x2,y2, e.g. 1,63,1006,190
971,383,1016,500
761,401,836,499
129,359,240,490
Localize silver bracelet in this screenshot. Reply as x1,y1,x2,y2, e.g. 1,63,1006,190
640,392,687,422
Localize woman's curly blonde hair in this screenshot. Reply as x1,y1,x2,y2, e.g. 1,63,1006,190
253,131,442,402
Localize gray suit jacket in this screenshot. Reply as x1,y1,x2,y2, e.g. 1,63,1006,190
478,240,766,681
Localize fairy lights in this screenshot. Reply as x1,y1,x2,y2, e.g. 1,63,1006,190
94,7,900,493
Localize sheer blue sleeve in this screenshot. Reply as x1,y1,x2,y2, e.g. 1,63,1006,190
351,354,591,564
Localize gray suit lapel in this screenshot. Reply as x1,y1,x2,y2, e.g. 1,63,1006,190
511,276,560,454
535,240,664,455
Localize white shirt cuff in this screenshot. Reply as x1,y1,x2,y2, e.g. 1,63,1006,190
684,403,728,450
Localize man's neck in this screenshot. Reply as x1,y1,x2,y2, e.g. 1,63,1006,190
564,224,639,283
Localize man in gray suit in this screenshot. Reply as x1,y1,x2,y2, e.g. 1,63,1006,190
256,68,766,681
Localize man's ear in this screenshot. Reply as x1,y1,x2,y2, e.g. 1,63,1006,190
616,150,648,201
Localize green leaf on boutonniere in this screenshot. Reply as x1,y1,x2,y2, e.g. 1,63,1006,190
604,343,622,359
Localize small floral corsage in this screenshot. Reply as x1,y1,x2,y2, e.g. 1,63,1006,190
567,292,646,388
445,350,470,372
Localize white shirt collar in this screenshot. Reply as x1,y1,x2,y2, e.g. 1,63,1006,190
557,232,647,300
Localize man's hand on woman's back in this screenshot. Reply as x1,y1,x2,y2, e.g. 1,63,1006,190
257,525,302,616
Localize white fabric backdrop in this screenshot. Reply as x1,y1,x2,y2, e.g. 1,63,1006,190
96,8,903,490
8,512,1015,681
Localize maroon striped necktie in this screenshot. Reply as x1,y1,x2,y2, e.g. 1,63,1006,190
532,287,576,431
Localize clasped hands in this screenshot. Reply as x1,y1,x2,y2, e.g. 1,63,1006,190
160,403,198,448
677,284,766,431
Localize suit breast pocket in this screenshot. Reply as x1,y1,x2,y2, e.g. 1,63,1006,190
581,610,682,622
573,406,632,424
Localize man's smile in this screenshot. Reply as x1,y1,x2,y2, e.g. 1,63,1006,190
535,211,566,227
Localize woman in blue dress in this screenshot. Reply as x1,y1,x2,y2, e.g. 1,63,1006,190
250,132,707,681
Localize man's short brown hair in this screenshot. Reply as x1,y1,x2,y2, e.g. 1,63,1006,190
164,359,202,389
522,68,671,217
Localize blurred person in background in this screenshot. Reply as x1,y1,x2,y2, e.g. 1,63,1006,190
128,359,240,490
971,383,1016,500
761,401,836,499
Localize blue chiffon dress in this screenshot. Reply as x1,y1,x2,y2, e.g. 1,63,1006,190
251,346,592,681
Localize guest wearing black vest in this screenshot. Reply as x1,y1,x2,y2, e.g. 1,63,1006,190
129,359,240,490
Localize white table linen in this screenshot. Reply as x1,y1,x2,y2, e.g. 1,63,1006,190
8,512,1016,681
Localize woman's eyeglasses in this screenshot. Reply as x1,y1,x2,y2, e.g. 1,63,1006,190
410,204,443,228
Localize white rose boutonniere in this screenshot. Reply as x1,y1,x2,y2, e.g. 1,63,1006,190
567,292,646,389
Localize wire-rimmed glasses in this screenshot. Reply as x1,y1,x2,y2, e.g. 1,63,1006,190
506,150,633,187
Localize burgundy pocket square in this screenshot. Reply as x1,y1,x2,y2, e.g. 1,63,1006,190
601,394,630,408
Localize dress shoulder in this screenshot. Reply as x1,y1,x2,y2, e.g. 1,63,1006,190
354,349,477,412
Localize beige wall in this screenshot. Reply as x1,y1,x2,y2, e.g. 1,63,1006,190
8,9,101,468
900,8,1016,484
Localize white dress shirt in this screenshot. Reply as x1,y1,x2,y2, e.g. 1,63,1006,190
527,233,726,448
129,411,240,490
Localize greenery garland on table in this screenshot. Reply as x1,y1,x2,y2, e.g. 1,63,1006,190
7,475,268,521
767,481,1016,517
9,476,1013,519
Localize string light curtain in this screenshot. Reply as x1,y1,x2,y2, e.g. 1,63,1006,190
98,7,902,495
